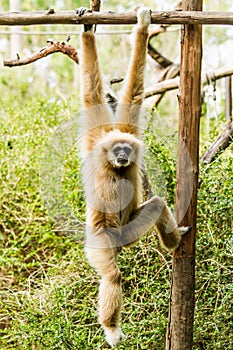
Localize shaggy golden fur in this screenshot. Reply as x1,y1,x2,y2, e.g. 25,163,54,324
78,7,189,348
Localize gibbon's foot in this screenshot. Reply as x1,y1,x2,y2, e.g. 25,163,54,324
163,226,192,252
137,7,152,26
76,7,93,32
165,226,192,252
104,326,125,348
178,226,192,236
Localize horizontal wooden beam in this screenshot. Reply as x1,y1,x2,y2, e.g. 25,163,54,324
0,10,233,26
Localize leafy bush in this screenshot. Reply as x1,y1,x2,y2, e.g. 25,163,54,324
0,90,232,349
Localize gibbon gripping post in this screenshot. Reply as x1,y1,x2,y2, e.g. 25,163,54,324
78,6,191,348
166,0,203,349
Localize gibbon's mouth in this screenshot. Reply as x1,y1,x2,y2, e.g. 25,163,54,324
117,157,129,165
112,158,130,168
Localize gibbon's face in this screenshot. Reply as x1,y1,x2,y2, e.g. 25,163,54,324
105,141,139,168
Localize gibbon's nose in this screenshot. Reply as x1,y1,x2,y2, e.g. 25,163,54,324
117,150,129,165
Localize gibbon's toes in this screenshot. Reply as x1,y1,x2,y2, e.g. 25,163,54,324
178,226,192,236
104,326,125,348
137,7,152,26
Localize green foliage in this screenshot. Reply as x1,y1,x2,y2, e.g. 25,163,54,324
144,130,176,207
0,82,232,349
1,0,233,348
194,153,233,349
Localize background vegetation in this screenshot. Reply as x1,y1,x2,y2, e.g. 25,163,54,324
0,0,233,349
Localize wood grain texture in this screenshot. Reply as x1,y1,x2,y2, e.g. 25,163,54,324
166,0,203,349
0,11,233,26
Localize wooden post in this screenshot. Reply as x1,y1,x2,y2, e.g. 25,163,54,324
10,0,21,57
166,0,203,349
225,76,232,123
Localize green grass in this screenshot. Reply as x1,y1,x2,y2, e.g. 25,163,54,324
0,88,232,349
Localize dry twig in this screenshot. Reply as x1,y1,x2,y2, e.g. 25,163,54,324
4,37,79,67
201,122,233,163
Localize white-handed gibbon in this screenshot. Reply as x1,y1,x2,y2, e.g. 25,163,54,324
77,7,190,348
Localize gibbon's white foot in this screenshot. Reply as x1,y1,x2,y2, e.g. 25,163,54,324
178,226,192,235
104,326,125,348
137,7,152,26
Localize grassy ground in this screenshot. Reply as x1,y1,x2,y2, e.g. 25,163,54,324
0,88,232,349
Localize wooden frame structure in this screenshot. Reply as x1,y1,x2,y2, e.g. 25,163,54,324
0,10,233,25
2,2,232,349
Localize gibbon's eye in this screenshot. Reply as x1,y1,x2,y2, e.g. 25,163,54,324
123,146,132,156
113,146,122,156
113,145,132,157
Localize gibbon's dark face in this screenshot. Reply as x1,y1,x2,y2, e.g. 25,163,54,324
106,141,138,168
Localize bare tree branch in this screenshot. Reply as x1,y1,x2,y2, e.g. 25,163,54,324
144,66,233,99
4,38,79,67
148,27,173,68
201,122,233,163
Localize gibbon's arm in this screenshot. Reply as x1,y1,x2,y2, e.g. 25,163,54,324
80,17,113,130
116,8,151,133
81,30,105,108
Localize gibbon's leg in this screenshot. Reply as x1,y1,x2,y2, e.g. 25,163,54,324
121,196,191,250
116,8,151,135
85,245,124,348
78,7,124,347
78,8,113,130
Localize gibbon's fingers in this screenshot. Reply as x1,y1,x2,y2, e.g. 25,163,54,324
76,7,89,16
76,7,93,32
137,7,152,26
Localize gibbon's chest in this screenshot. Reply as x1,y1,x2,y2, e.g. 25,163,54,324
83,160,143,222
95,168,141,220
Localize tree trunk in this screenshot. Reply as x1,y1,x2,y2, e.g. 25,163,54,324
166,0,203,349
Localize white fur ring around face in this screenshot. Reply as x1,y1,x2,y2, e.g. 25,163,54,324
137,7,152,26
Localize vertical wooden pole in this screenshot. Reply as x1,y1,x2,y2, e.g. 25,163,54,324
10,0,21,57
166,1,203,349
225,76,232,123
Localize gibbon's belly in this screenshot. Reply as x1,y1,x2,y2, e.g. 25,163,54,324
85,182,138,222
85,173,140,231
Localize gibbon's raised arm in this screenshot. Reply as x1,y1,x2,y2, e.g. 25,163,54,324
80,31,105,108
80,29,113,131
116,9,151,133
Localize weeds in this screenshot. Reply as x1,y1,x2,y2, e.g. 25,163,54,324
0,89,232,349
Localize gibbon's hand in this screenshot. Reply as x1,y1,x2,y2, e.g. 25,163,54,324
76,7,93,32
137,7,152,26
